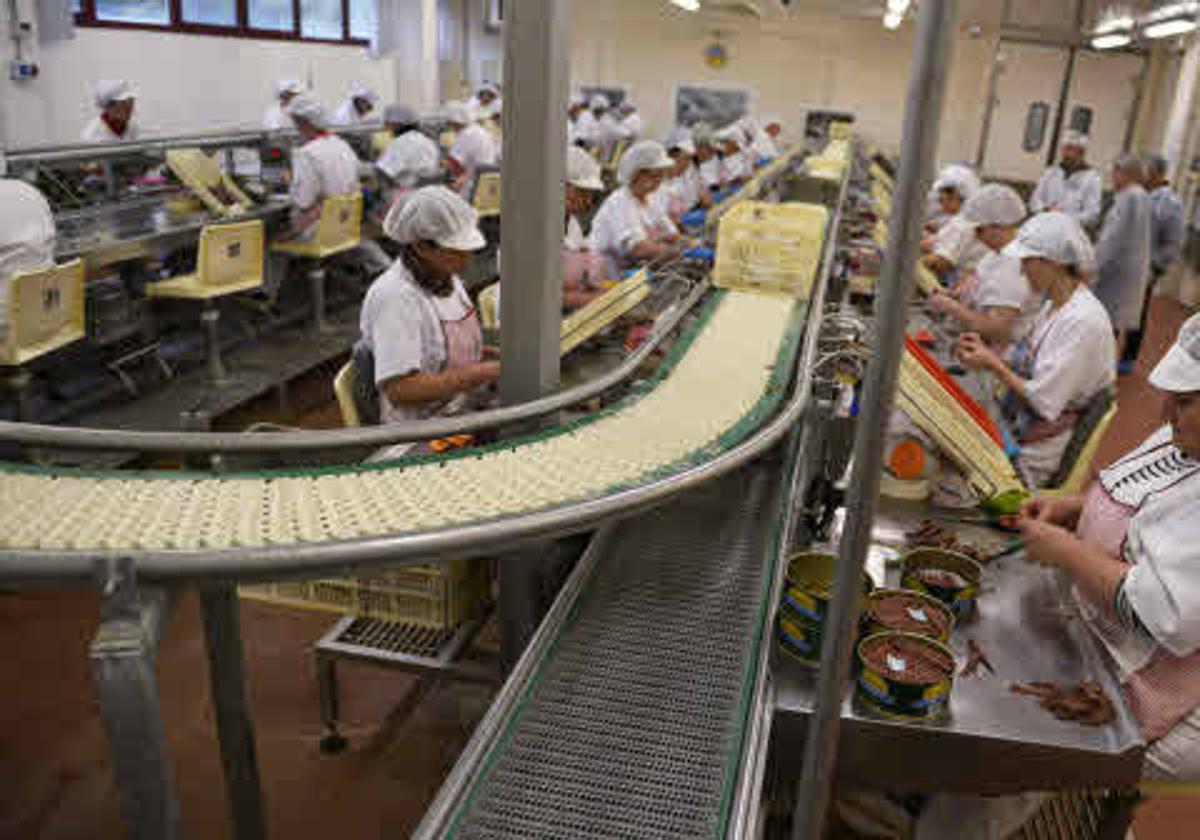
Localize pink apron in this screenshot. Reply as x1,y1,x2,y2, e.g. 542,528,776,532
440,307,483,371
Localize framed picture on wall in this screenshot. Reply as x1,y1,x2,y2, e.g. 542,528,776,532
580,86,628,109
485,0,502,32
674,85,750,129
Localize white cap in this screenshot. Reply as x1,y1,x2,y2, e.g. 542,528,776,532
569,92,588,108
666,130,696,156
566,146,604,191
692,123,716,146
477,81,500,97
617,100,637,113
617,140,673,186
349,83,378,104
286,95,329,129
276,79,303,98
1062,129,1089,150
714,125,743,146
1009,211,1096,270
94,80,135,110
1150,313,1200,393
590,94,611,111
961,184,1027,227
443,101,473,126
384,104,419,126
383,185,487,251
932,164,980,200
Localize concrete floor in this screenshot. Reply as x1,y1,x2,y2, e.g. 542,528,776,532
2,297,1198,839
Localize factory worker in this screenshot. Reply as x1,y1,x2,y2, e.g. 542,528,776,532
1031,130,1103,230
279,96,361,240
920,168,989,284
375,104,443,218
956,212,1115,488
748,116,780,161
576,95,621,150
694,126,723,192
0,179,56,347
658,132,710,221
82,81,140,143
360,186,496,423
615,101,643,141
1124,154,1186,367
591,140,684,269
918,316,1200,838
332,83,379,127
1092,154,1152,355
567,94,588,146
443,101,497,197
924,164,979,233
715,125,751,187
928,184,1040,346
469,81,502,120
263,80,303,131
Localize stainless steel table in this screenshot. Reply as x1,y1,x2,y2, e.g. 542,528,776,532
772,497,1145,796
55,195,291,271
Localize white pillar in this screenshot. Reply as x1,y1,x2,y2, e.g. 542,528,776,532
1163,34,1200,181
377,0,440,111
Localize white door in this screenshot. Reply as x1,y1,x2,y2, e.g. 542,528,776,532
1063,50,1145,173
982,42,1071,183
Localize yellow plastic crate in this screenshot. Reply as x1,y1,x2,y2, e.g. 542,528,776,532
240,560,491,630
714,201,828,299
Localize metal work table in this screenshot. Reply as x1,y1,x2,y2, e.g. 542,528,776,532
773,498,1145,796
55,195,291,270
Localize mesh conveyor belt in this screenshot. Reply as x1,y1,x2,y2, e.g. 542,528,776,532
447,463,783,838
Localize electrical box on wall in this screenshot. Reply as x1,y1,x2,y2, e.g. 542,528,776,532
9,60,39,81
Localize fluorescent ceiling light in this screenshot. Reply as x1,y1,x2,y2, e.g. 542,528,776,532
883,10,903,28
1092,32,1133,48
1144,17,1198,37
1094,14,1134,34
670,0,700,11
886,0,911,12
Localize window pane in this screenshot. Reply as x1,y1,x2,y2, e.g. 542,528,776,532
1022,102,1050,153
349,0,374,40
182,0,236,26
301,0,343,39
95,0,169,24
249,0,294,31
71,0,82,14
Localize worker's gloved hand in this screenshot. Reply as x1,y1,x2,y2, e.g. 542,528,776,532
680,209,708,228
757,157,773,168
683,246,715,263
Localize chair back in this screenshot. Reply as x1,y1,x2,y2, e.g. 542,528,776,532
1045,393,1119,496
472,169,502,218
313,193,364,253
197,221,264,292
1,259,85,366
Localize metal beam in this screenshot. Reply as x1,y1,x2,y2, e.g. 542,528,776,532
790,0,960,837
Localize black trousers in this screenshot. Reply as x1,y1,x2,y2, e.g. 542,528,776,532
1121,266,1165,364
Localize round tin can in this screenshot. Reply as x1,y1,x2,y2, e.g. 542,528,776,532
862,588,955,643
856,631,955,720
900,548,983,617
778,551,873,667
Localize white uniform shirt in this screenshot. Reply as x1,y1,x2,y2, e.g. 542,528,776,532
699,158,723,190
720,152,751,184
617,113,643,140
290,134,361,212
262,103,291,131
0,180,56,343
564,215,591,251
932,215,990,276
332,99,371,127
972,243,1041,343
1031,165,1104,229
376,131,442,187
360,259,474,423
752,133,780,161
1023,285,1115,423
81,116,141,143
591,186,679,263
574,112,600,145
449,123,498,183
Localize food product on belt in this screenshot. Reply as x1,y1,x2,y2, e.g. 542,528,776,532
1010,681,1116,727
860,634,954,685
904,519,986,563
864,589,953,641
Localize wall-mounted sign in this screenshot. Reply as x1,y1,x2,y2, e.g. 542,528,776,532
705,43,728,69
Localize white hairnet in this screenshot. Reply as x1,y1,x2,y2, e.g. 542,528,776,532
569,92,588,108
1062,129,1090,149
932,164,980,200
666,128,696,156
276,79,303,98
1150,313,1200,393
287,96,329,129
1009,211,1096,271
714,125,743,147
443,101,473,126
478,81,500,97
590,94,611,111
618,100,637,113
349,82,378,104
94,80,135,110
384,104,419,126
961,184,1027,228
383,185,487,251
566,146,604,191
617,140,673,186
692,123,716,146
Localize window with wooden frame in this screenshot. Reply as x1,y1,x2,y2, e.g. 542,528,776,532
73,0,374,45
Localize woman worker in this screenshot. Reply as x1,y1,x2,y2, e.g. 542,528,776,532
917,315,1200,838
928,184,1041,346
657,131,712,222
921,166,988,285
359,186,498,423
956,212,1116,488
591,140,684,270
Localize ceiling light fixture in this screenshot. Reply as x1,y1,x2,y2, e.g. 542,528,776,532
1142,1,1199,39
1090,6,1135,49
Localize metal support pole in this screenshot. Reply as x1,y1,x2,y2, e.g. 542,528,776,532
199,583,266,840
90,558,180,840
308,264,328,335
495,0,570,666
201,300,228,384
790,1,958,837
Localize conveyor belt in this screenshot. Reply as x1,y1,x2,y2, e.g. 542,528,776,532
432,460,789,839
0,290,805,556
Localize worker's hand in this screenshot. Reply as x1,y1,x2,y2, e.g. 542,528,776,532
1020,495,1084,528
469,361,501,386
956,332,998,372
1018,517,1077,568
481,345,500,361
927,290,958,318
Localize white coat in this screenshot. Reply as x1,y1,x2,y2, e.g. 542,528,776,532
1093,184,1152,331
591,186,678,265
376,131,442,188
449,123,497,190
262,103,291,131
332,99,371,127
1031,165,1103,230
0,180,56,344
290,134,361,216
617,113,643,141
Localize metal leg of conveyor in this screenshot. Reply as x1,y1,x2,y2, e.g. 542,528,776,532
308,263,329,335
201,300,230,385
498,549,552,673
89,558,180,840
199,583,266,840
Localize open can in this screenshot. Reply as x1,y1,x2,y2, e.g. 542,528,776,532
778,551,873,667
900,548,983,618
862,588,955,643
856,631,955,720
